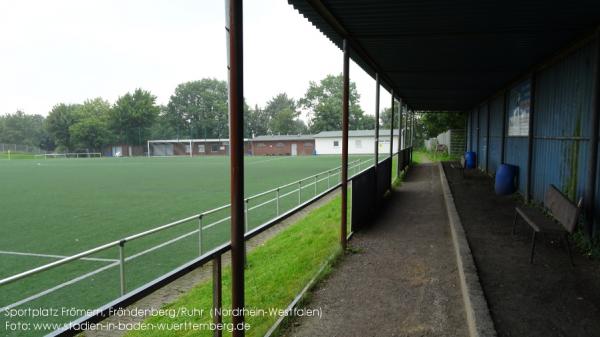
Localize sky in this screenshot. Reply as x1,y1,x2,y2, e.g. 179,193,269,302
0,0,391,119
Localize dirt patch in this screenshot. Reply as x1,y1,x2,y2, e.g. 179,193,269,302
442,162,600,337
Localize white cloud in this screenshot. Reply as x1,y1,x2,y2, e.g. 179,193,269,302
0,0,390,119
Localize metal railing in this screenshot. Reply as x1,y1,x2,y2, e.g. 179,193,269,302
0,158,371,336
0,143,45,154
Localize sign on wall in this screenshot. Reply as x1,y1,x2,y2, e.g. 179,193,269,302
507,80,531,136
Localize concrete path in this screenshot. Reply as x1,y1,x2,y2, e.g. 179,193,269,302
285,163,468,337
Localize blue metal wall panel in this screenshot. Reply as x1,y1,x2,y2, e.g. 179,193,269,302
478,104,488,170
532,43,593,204
488,95,504,174
533,139,589,203
504,137,529,192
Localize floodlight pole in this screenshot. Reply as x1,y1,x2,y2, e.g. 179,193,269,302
341,39,350,251
226,0,245,335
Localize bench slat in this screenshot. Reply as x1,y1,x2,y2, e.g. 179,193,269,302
544,185,580,233
515,206,564,234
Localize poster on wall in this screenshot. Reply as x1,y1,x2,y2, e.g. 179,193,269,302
507,80,531,136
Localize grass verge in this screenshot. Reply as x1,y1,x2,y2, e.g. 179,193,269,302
412,149,458,163
0,151,37,159
124,194,344,337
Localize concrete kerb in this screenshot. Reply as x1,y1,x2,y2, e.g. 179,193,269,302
438,162,497,337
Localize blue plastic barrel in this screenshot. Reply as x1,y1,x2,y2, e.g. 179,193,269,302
495,164,518,195
465,151,477,169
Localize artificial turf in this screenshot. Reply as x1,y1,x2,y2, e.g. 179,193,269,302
0,155,370,337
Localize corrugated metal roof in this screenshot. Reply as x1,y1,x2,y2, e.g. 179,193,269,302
251,134,315,141
314,129,399,138
287,0,600,111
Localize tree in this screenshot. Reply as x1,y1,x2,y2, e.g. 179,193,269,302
46,103,82,151
263,93,307,135
70,116,110,151
0,111,47,149
380,107,395,129
245,104,269,138
149,106,178,140
166,79,228,140
70,98,112,151
299,74,370,133
420,112,466,138
109,89,160,145
269,107,307,135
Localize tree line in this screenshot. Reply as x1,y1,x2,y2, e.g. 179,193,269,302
0,74,390,153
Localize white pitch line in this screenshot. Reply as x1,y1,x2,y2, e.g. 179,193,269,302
0,229,204,313
0,160,369,314
0,250,118,263
246,156,291,166
125,230,199,261
0,261,120,314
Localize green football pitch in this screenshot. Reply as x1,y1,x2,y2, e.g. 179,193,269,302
0,154,375,336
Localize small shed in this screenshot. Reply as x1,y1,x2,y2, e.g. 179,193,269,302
250,135,315,156
314,129,400,155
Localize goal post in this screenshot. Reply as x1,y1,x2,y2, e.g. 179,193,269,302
34,153,102,159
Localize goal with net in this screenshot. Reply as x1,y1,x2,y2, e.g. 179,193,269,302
35,153,102,159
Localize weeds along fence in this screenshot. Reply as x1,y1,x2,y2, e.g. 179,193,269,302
0,144,46,159
0,144,45,154
0,144,103,160
0,158,373,336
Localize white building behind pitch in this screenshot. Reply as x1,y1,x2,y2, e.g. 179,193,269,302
314,129,402,155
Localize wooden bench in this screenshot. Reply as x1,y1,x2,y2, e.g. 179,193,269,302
513,184,582,265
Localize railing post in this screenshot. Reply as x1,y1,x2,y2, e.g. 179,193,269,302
213,254,222,337
276,188,280,216
275,187,279,216
327,170,331,188
298,180,302,205
314,174,318,196
198,214,203,256
118,240,126,296
244,198,249,232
